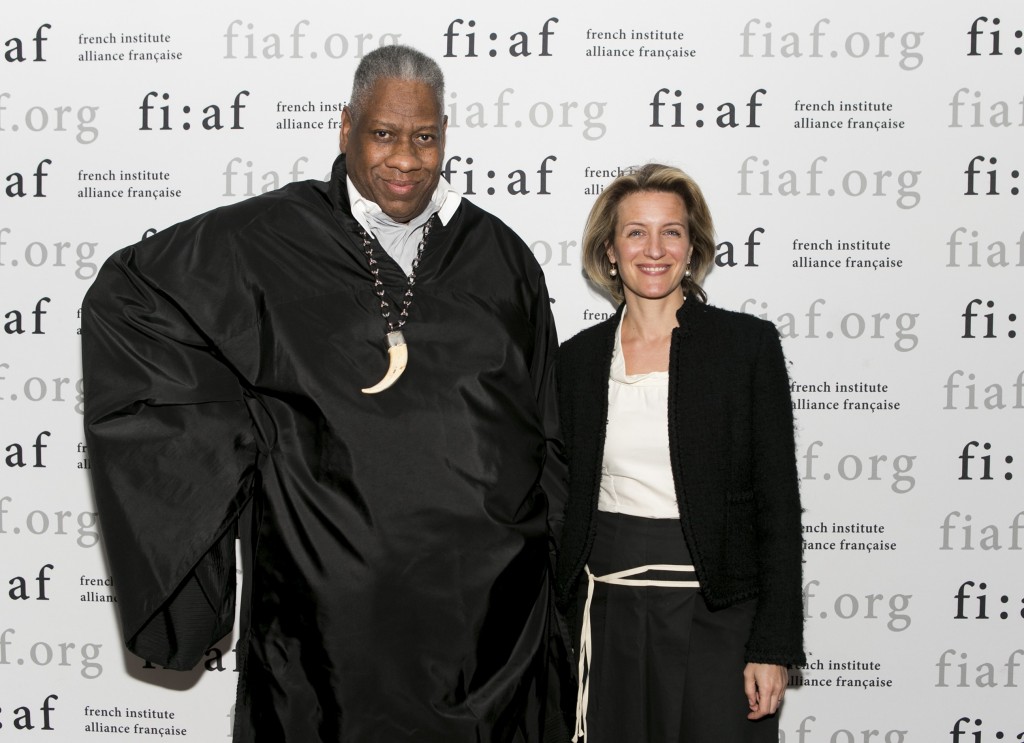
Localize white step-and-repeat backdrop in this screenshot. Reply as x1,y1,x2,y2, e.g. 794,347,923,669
3,1,1020,740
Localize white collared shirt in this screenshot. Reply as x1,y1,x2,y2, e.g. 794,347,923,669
346,176,462,275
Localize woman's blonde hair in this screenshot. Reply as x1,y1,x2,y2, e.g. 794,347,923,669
581,163,715,304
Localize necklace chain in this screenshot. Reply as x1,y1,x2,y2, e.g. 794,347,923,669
359,215,434,334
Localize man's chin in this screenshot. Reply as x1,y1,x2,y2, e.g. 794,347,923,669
379,198,430,224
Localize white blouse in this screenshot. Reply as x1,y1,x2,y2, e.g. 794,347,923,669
596,313,679,519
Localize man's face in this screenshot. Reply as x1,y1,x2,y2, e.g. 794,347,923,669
340,78,447,223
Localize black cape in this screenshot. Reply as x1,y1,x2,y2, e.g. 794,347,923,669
82,155,570,742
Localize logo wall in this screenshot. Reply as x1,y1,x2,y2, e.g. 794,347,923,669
1,3,1019,739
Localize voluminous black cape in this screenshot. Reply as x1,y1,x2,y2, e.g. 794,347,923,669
82,155,570,742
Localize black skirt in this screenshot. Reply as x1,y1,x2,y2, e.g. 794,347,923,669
574,511,778,743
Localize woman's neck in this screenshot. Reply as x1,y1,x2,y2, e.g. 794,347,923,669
619,291,685,374
621,291,685,343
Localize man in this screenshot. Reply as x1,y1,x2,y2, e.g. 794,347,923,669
83,45,569,742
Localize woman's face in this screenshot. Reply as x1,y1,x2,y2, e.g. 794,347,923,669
606,190,692,305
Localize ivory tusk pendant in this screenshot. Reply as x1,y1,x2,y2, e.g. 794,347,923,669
361,330,408,394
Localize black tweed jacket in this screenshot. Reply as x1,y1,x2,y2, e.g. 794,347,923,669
554,299,805,666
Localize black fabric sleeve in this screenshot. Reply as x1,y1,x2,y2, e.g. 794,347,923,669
83,241,258,670
528,275,568,553
745,322,806,666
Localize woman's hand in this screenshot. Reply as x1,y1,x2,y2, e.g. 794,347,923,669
743,662,788,719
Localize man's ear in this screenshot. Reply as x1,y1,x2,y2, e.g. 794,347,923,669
340,106,353,152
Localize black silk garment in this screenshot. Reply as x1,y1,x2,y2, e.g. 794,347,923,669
82,155,568,742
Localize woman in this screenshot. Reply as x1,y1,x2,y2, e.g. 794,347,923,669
555,163,804,741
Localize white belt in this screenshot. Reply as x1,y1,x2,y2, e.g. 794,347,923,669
572,563,699,742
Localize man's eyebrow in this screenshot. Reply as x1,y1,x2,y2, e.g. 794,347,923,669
362,117,440,130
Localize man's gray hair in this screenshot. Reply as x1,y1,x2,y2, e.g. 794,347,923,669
348,45,445,118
